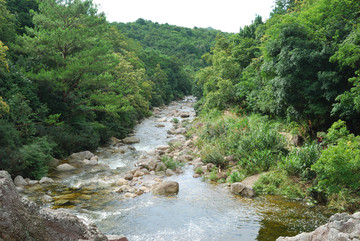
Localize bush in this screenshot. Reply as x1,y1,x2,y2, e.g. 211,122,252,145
201,146,226,168
253,170,305,199
16,136,55,179
161,156,184,170
282,143,320,179
228,170,246,183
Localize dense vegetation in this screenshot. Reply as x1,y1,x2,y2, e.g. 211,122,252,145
0,0,216,179
193,0,360,211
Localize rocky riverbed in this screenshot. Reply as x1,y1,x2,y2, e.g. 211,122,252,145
1,96,343,241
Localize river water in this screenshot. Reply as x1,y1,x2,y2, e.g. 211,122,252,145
21,96,333,241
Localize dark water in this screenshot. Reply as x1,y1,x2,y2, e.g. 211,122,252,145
21,96,333,241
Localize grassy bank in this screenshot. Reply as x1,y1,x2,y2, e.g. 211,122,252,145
189,109,360,212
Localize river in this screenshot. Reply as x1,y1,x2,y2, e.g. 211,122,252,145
21,96,333,241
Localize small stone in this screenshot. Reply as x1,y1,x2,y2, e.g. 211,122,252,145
116,178,129,186
124,173,133,181
133,170,145,177
193,173,201,178
151,181,179,195
40,194,52,203
165,169,176,176
124,193,137,198
123,137,140,144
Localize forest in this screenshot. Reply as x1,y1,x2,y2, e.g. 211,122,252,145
0,0,360,211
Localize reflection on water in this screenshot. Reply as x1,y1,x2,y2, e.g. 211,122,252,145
21,97,334,241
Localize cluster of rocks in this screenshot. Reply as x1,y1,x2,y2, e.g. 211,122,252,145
277,212,360,241
0,170,110,241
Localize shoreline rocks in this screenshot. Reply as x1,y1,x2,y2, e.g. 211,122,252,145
277,212,360,241
151,181,179,195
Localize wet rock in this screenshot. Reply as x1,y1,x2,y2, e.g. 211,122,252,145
123,136,140,144
124,173,134,181
193,173,201,178
39,176,54,184
124,193,137,198
26,179,39,185
134,189,144,195
68,151,94,163
180,112,190,118
109,136,122,145
231,182,255,197
165,169,176,176
143,159,158,171
151,181,179,195
40,194,52,203
116,146,128,154
0,171,107,241
141,168,150,175
14,175,28,186
116,178,129,186
128,146,136,151
56,163,76,171
155,124,165,128
82,158,98,165
116,185,132,193
277,212,360,241
107,235,128,241
134,170,145,177
156,145,170,154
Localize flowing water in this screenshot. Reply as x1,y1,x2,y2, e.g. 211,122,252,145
21,96,334,241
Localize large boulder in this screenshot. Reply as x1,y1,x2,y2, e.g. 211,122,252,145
14,175,28,186
123,136,140,144
0,170,107,241
277,212,360,241
151,181,179,195
231,182,255,197
68,151,94,163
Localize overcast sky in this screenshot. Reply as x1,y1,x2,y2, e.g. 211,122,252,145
92,0,276,33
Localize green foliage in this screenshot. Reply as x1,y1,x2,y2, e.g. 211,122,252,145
201,146,225,168
312,132,360,196
253,170,305,199
16,136,54,179
228,170,246,183
281,143,320,180
161,156,184,170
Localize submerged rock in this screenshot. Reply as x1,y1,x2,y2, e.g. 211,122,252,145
277,212,360,241
0,170,107,241
151,181,179,195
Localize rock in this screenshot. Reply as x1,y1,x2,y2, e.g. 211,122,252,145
109,136,122,145
193,161,204,170
156,162,167,172
40,195,52,203
116,146,128,154
231,182,255,197
134,189,144,195
165,169,176,176
277,212,360,241
56,163,76,171
68,151,94,163
151,181,179,195
155,124,165,128
174,128,186,134
156,145,170,152
123,136,140,144
14,175,28,186
124,193,137,198
27,179,39,185
39,177,54,184
143,159,158,171
201,165,208,173
116,178,129,186
157,117,167,122
128,146,136,151
133,170,145,177
107,235,128,241
292,134,304,147
48,158,60,168
193,173,201,178
124,173,134,181
0,170,107,241
180,112,190,118
82,158,98,165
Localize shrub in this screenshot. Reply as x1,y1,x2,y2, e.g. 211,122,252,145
161,156,184,170
201,147,226,168
282,143,320,179
228,170,246,183
253,170,305,199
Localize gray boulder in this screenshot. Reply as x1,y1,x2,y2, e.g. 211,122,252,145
39,177,54,184
277,212,360,241
14,175,28,186
151,181,179,195
123,136,140,144
0,170,107,241
68,151,94,163
231,182,255,197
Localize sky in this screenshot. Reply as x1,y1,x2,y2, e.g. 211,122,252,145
92,0,276,33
